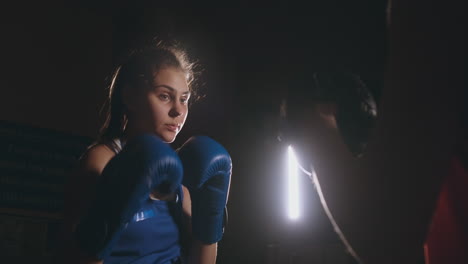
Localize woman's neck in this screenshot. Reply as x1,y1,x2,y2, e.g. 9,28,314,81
121,120,145,145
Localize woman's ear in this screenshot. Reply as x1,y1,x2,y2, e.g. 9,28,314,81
122,75,151,113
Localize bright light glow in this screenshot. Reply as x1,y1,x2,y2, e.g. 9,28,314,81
287,145,300,220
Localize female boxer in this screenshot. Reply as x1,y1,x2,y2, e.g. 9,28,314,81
57,42,231,264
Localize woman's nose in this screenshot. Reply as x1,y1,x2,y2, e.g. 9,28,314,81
169,101,184,117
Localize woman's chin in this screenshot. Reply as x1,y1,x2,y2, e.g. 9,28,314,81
157,132,177,143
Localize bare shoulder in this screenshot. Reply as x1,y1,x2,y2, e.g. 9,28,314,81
65,143,116,200
61,144,116,232
63,143,115,214
78,143,116,175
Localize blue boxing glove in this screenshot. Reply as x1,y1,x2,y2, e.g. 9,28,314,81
75,134,183,259
178,136,232,244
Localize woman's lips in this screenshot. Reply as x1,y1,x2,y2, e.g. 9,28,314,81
166,124,179,132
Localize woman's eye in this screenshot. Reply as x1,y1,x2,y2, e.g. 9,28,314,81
181,97,189,104
158,94,170,101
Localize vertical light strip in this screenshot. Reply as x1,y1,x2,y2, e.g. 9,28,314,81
287,145,300,220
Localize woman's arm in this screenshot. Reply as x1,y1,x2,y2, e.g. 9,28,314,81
55,145,115,264
181,185,218,264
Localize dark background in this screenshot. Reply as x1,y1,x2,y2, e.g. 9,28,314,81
0,1,388,263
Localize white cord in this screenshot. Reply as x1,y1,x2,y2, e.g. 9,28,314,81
297,162,364,264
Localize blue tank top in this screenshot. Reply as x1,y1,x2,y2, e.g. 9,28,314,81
103,186,184,264
101,139,185,264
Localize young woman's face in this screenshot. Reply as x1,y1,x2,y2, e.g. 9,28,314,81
128,67,190,143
